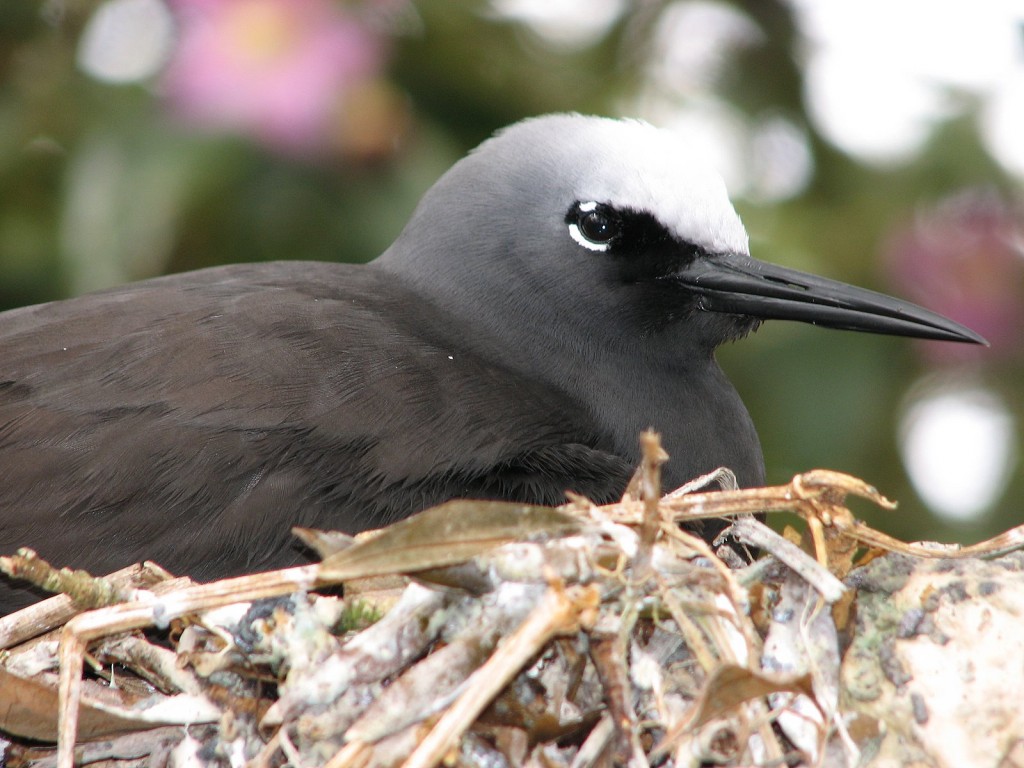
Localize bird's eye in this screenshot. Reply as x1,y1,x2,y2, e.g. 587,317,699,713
580,209,616,242
568,202,620,252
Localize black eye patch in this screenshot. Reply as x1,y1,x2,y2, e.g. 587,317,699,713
567,202,692,258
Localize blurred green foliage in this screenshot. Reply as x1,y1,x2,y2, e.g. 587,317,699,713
0,0,1020,543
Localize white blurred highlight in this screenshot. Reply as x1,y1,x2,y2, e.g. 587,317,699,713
77,0,174,84
899,380,1017,522
791,0,1024,169
489,0,626,50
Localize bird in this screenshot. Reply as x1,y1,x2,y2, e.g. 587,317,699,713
0,114,984,612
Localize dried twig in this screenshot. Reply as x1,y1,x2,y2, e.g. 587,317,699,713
54,565,321,768
398,583,600,768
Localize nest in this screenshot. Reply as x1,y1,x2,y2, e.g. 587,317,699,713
1,431,1022,768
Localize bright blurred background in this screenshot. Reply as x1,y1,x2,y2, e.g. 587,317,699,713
1,0,1021,543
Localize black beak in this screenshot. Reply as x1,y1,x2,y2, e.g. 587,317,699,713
677,251,987,345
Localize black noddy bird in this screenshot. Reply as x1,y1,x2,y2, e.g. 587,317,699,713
0,114,983,611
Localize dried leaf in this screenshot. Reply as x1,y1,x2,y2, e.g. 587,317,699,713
687,664,816,730
317,501,582,581
0,667,218,742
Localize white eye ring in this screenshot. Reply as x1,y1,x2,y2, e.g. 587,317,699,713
568,201,615,252
569,222,610,252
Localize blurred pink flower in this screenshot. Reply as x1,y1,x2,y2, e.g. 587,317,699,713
162,0,384,155
882,190,1024,364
